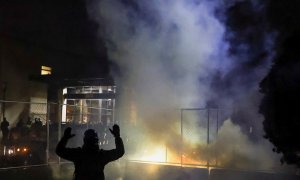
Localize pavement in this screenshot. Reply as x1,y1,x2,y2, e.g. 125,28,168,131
0,161,299,180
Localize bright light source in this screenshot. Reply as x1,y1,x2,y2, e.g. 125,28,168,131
8,149,14,155
139,146,166,163
23,148,28,152
17,148,20,152
63,88,67,95
41,66,52,75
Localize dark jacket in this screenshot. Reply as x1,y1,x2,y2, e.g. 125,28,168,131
56,136,125,180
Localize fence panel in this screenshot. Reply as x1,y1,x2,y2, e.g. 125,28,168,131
0,100,48,167
181,108,219,167
1,100,222,169
0,100,116,167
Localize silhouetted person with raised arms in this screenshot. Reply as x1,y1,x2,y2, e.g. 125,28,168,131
56,124,125,180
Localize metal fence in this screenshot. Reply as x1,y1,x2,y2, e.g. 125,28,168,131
0,99,223,169
0,99,293,174
123,107,222,168
0,100,116,168
181,108,220,167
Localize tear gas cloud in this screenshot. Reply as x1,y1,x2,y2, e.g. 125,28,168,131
87,0,284,170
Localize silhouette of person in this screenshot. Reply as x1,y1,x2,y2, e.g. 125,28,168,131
26,117,32,128
56,124,125,180
0,117,9,145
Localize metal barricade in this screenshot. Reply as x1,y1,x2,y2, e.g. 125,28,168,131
181,108,220,167
0,100,115,168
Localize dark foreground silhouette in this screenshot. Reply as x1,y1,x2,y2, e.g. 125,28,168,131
1,117,9,145
56,124,125,180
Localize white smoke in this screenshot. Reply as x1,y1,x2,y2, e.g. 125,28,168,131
89,0,226,130
87,0,282,170
211,119,279,170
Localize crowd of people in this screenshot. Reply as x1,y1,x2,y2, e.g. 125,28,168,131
1,117,45,146
0,117,47,167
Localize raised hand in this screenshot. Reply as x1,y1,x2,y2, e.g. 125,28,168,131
63,127,75,139
109,124,120,137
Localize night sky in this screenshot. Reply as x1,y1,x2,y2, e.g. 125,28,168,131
1,1,299,77
1,0,109,78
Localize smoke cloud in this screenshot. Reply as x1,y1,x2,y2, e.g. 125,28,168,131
211,119,278,170
87,0,283,170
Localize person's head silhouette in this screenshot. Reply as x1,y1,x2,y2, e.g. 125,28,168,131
83,129,99,150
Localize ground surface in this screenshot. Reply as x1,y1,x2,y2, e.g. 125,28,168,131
0,162,299,180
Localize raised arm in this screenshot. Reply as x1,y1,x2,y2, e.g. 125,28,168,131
56,127,78,161
103,124,125,163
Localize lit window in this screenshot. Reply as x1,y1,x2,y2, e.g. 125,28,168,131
63,88,67,95
41,66,52,75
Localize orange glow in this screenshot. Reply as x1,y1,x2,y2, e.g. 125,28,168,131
131,144,212,166
139,147,166,162
166,150,208,165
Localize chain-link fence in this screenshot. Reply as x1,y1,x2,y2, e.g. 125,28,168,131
123,107,222,168
0,100,48,168
0,100,116,168
181,108,220,167
0,99,225,169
